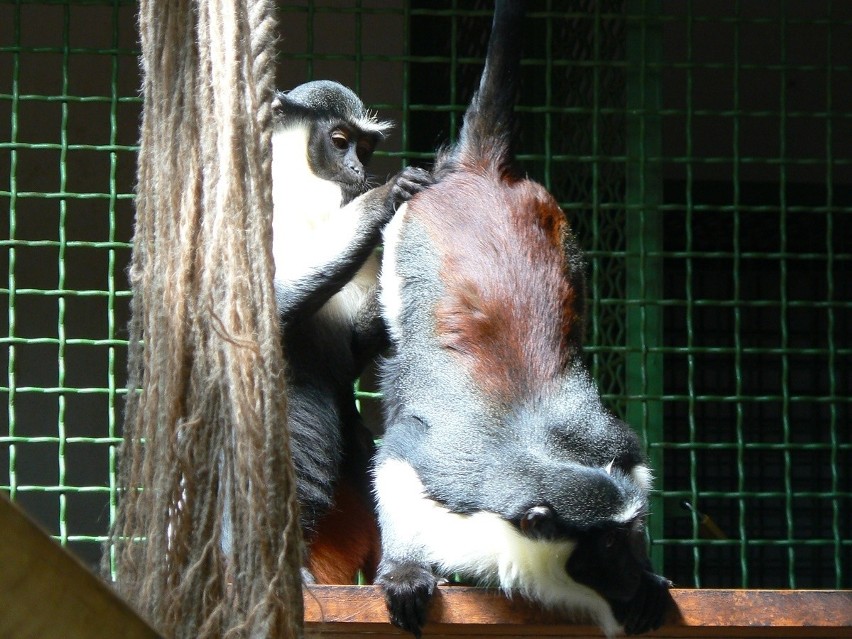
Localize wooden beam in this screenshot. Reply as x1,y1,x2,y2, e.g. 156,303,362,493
0,492,162,639
304,585,852,638
3,488,848,639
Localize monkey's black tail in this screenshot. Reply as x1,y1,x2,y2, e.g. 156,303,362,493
456,0,524,171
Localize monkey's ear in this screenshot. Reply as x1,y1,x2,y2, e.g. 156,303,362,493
271,90,288,113
271,91,314,122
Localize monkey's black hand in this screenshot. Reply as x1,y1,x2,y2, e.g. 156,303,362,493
610,571,672,635
389,166,435,212
375,559,438,638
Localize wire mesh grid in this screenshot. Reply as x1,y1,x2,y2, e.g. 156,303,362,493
0,0,138,567
1,0,849,589
653,0,851,589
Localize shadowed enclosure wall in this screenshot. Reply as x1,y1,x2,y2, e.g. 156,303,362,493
1,0,849,589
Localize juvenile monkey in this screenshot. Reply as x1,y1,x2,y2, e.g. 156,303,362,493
271,81,431,582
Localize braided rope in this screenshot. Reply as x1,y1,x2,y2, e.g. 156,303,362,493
107,0,304,636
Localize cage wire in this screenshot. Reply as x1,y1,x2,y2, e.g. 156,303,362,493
1,0,849,592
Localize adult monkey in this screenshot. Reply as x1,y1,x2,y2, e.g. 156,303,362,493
374,2,670,636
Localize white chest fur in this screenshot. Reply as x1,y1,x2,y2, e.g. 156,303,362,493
271,124,377,320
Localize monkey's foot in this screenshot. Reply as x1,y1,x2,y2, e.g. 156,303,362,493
376,560,438,638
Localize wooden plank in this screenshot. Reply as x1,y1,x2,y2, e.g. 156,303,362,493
304,585,852,638
2,487,848,639
0,492,162,639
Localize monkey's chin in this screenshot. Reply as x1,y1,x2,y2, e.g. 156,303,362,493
374,458,624,636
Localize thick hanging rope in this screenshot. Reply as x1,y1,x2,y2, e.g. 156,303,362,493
106,0,304,637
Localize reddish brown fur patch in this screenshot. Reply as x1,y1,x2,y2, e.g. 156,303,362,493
415,166,581,403
306,482,380,584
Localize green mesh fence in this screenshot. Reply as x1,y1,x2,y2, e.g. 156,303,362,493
0,0,138,568
1,0,848,590
652,1,851,589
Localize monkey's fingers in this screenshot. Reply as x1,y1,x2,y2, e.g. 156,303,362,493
377,561,438,638
390,166,436,210
643,574,674,633
618,571,671,635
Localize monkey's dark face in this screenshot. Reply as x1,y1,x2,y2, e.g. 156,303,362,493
565,520,648,601
309,120,379,203
566,519,673,634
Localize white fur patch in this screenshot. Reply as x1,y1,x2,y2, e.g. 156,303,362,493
318,255,379,325
271,124,360,283
374,458,622,637
631,464,654,494
614,497,645,526
355,113,393,138
378,201,408,342
609,464,653,525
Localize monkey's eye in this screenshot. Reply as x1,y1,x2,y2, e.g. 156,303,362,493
330,130,350,150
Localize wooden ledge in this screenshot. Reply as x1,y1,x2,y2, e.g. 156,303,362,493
3,490,848,638
0,492,161,639
304,585,852,638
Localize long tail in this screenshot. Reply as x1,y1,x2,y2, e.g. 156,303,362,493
455,0,525,171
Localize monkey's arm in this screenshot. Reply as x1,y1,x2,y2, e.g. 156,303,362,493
351,284,390,372
275,166,433,324
372,416,440,639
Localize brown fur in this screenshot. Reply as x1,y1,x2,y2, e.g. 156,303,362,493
422,166,583,403
307,482,380,584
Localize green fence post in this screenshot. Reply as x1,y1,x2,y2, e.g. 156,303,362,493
625,0,664,571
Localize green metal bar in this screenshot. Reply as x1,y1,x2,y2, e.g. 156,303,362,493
401,0,411,170
731,0,748,588
657,537,852,547
193,48,852,74
354,0,363,93
2,0,135,5
589,0,601,384
57,0,71,547
106,0,122,577
0,142,139,151
824,0,842,591
684,0,700,587
625,0,664,572
778,0,795,590
6,0,22,503
1,436,123,444
543,0,553,194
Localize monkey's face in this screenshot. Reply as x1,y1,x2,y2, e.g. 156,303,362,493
309,120,380,202
566,518,673,634
564,519,648,601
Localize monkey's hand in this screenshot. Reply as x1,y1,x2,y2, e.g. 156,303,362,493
388,166,435,212
375,559,438,639
610,570,673,635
